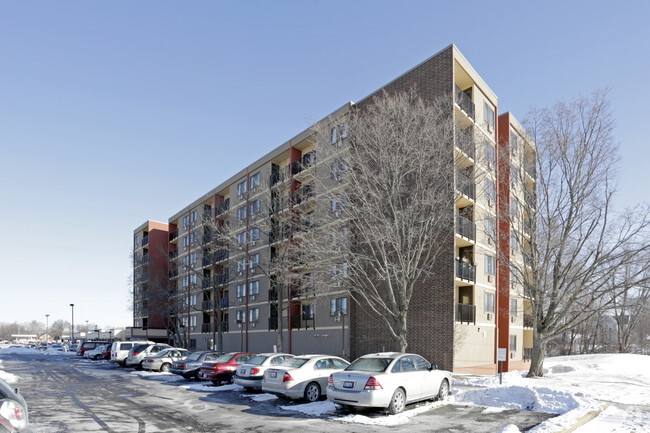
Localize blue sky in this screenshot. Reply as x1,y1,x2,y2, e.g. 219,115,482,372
1,1,648,329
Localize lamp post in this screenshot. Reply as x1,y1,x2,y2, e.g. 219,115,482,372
338,309,346,359
69,304,75,343
45,314,50,344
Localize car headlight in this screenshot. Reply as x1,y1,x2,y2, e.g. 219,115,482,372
0,399,28,431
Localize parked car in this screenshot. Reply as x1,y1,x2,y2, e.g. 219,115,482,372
170,351,222,380
49,344,66,352
326,352,451,414
76,341,109,357
0,377,34,432
233,353,295,391
125,343,171,369
141,348,191,372
197,352,256,385
84,344,111,360
110,341,150,367
261,354,349,402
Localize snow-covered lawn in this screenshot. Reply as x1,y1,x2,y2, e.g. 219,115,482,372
2,346,648,431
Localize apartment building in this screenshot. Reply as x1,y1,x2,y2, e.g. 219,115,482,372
133,44,536,372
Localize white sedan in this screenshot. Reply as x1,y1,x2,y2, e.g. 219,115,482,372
326,352,451,414
233,353,295,391
261,354,349,402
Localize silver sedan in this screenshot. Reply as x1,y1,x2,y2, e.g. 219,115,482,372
142,348,191,372
327,352,451,414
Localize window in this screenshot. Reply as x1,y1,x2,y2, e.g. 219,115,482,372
190,210,197,224
236,284,245,298
182,276,189,288
511,164,518,187
250,253,260,269
485,217,496,241
330,297,347,316
511,197,519,219
510,335,517,352
134,235,140,247
237,258,246,273
511,266,519,287
190,252,197,265
181,316,188,327
331,200,341,216
182,256,189,267
484,142,495,167
249,280,259,295
237,232,246,245
190,232,198,245
249,228,260,242
484,102,495,132
183,236,189,249
236,310,245,323
510,129,518,155
511,231,519,253
485,292,495,313
250,199,260,216
330,127,338,145
183,215,189,229
190,274,197,285
186,294,197,306
485,255,496,275
302,304,314,320
237,206,247,222
250,172,260,191
510,299,518,317
237,180,247,198
485,179,496,204
340,121,348,139
249,308,260,322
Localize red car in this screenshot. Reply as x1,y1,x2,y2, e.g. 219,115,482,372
197,352,256,385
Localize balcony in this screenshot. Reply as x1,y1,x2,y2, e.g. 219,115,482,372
215,272,229,286
268,316,278,331
455,214,475,241
141,235,149,247
455,259,476,282
524,159,537,180
524,314,534,329
455,171,476,200
455,84,475,120
169,230,179,242
268,288,278,302
455,303,476,324
141,254,149,265
169,268,179,279
169,249,178,260
456,127,475,160
525,191,536,209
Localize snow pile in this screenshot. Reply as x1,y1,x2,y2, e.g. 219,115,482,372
247,393,277,402
335,401,447,426
281,400,337,416
184,383,244,393
457,384,582,414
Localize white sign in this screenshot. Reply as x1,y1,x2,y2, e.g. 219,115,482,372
497,348,507,362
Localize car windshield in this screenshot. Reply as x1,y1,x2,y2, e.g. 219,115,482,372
245,355,268,365
213,353,236,363
290,358,309,368
133,344,149,352
185,353,201,361
346,357,393,373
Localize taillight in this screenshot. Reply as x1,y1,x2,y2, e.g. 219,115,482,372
0,400,28,430
282,372,294,382
178,364,186,369
250,368,259,375
364,377,383,390
328,374,333,385
147,360,154,363
132,352,140,356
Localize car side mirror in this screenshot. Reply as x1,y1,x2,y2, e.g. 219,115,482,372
428,364,438,371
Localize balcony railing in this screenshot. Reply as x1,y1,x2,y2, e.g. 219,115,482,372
215,199,230,217
524,159,537,180
169,249,178,260
455,171,476,200
141,236,149,247
524,314,534,329
169,230,179,242
215,272,229,286
456,259,476,282
523,347,533,361
455,214,475,240
455,84,475,119
455,303,476,324
268,316,278,331
268,289,278,302
169,268,179,279
456,127,475,159
141,254,149,265
525,191,536,209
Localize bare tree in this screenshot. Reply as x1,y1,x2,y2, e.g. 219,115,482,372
515,89,650,377
309,90,462,352
609,263,650,352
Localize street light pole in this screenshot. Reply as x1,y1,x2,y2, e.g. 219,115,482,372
45,314,49,344
70,304,75,343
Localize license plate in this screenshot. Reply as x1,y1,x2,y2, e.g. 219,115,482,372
269,371,277,378
241,368,247,375
343,381,354,389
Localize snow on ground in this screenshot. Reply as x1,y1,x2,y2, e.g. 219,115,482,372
2,348,649,431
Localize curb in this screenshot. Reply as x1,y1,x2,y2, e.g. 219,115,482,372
553,403,608,433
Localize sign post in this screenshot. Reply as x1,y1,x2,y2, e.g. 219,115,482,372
497,348,507,385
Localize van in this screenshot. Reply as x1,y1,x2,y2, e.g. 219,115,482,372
110,341,150,366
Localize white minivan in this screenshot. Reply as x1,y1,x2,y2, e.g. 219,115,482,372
110,341,150,366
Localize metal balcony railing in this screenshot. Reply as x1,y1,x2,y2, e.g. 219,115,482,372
524,314,534,329
456,127,475,159
456,259,476,282
455,303,476,324
455,171,476,200
169,230,179,242
215,199,230,216
524,159,537,180
455,84,475,119
141,236,149,247
455,214,476,240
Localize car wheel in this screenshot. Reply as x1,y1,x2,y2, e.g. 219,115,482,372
94,355,101,360
303,382,321,403
244,387,255,392
161,363,171,373
387,388,406,415
437,379,450,401
211,380,221,386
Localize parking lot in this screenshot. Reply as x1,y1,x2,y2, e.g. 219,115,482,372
0,350,556,432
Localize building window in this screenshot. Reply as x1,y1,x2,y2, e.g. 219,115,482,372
182,256,189,267
484,292,495,313
330,127,338,145
183,236,189,249
510,298,518,317
236,310,245,323
236,284,245,298
134,235,140,247
190,274,197,285
237,206,247,222
249,228,260,242
249,280,259,295
511,164,518,187
511,231,519,253
183,216,189,229
485,179,496,204
190,252,197,265
484,102,495,132
250,173,261,191
485,217,496,242
250,199,260,216
250,253,260,269
190,232,198,245
191,316,197,327
485,255,496,275
237,232,246,245
330,297,347,316
510,335,517,352
484,142,495,167
302,304,314,320
237,180,247,198
510,129,518,155
190,210,197,225
237,258,246,273
249,308,260,323
182,276,189,288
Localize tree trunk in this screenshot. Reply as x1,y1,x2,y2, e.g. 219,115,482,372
527,331,547,377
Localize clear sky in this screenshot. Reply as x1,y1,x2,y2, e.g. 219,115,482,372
1,1,648,329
